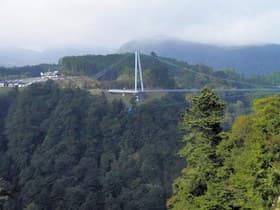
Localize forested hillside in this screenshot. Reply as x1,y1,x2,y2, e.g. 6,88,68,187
59,53,276,90
0,81,185,210
1,53,279,90
120,38,280,75
0,53,279,210
0,80,278,209
0,64,56,79
168,89,280,210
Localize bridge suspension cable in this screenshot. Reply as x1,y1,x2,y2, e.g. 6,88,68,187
154,56,275,89
108,52,280,94
95,53,132,79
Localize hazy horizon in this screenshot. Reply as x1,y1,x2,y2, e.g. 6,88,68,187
1,0,280,51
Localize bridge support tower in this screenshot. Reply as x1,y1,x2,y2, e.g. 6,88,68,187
134,51,145,101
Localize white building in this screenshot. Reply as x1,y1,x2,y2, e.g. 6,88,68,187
40,71,59,79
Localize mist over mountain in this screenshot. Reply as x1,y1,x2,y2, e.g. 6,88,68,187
0,48,114,67
120,39,280,75
3,38,280,76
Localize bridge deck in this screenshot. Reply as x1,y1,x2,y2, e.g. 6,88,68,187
108,88,280,94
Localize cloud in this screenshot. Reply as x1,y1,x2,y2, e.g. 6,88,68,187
0,0,280,50
179,10,280,45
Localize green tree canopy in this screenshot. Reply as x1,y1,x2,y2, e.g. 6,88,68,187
168,88,225,209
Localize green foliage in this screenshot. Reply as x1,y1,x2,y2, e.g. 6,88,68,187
0,63,278,210
169,92,280,210
0,64,56,79
168,88,225,209
216,95,280,209
60,53,176,89
59,53,276,90
0,82,185,210
249,71,280,86
143,66,174,88
59,54,131,77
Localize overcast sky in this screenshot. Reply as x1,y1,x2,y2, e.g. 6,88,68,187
1,0,280,50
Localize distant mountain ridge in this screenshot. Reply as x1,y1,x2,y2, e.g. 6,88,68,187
0,48,113,67
119,39,280,75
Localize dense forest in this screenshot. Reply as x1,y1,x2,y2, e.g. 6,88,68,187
0,81,278,209
0,81,186,210
168,88,280,210
0,53,279,209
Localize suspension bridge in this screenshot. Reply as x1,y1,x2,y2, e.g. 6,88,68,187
106,51,280,97
5,51,278,96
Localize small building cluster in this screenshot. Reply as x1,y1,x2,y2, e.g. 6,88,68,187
40,71,59,78
0,71,61,88
0,80,30,88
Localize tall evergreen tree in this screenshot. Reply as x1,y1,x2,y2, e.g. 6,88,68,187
168,88,225,210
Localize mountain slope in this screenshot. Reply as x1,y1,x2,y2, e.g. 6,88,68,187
59,53,270,90
120,39,280,75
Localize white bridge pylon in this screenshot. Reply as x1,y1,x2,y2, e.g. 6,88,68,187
109,51,145,94
135,51,144,92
